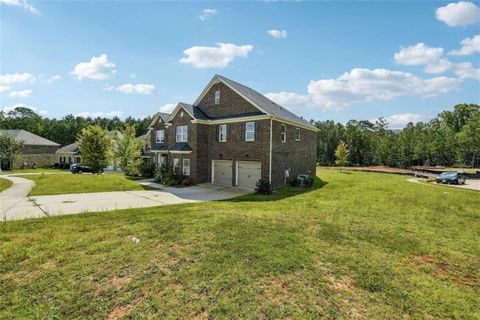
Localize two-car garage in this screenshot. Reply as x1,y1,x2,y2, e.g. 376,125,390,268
212,160,262,189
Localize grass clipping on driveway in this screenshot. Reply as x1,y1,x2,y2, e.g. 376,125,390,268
1,169,479,319
20,173,144,196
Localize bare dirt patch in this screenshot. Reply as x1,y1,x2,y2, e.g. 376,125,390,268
112,276,132,289
326,275,356,294
107,298,142,320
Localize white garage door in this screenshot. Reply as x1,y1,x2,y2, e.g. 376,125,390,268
213,160,233,185
237,161,262,189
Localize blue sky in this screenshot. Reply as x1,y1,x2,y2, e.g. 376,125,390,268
1,0,479,127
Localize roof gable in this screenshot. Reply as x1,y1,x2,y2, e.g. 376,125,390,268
0,129,60,146
193,75,316,130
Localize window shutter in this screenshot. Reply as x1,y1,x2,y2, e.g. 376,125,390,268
241,123,245,141
225,124,229,141
255,122,260,141
215,125,219,142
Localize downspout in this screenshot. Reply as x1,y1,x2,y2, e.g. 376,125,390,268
269,117,273,183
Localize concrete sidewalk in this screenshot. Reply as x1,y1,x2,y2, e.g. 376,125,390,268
0,176,250,221
0,176,45,221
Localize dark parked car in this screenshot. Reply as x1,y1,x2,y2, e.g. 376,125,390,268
70,164,104,174
436,172,465,185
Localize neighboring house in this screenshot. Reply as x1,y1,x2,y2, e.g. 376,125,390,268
143,75,318,188
0,129,60,170
56,130,123,169
56,142,82,165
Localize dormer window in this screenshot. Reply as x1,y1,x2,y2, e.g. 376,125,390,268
214,90,220,105
156,129,165,143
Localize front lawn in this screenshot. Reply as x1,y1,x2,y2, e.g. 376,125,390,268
1,169,479,319
0,178,12,192
19,173,145,196
4,168,67,174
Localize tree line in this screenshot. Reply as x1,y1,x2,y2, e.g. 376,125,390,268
0,107,152,146
1,103,479,168
313,104,479,168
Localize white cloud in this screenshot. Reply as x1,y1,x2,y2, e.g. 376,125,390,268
423,58,455,74
129,73,137,79
159,103,176,113
104,85,114,91
0,72,35,85
264,92,309,109
74,111,124,118
71,54,116,80
0,0,40,14
265,68,461,110
45,74,61,83
180,43,253,69
435,1,480,27
1,104,47,116
8,89,32,98
267,29,288,39
394,43,443,65
454,62,480,79
115,83,155,95
0,85,11,92
449,35,480,56
199,8,218,21
384,113,426,127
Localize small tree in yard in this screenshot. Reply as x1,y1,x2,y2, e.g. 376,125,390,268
77,125,112,173
114,125,143,176
335,140,350,167
0,135,23,170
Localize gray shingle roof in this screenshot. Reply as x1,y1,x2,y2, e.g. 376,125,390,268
56,142,81,155
170,142,192,151
178,103,209,120
159,112,170,122
0,129,60,146
214,75,316,129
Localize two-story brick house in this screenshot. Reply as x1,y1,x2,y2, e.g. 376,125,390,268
143,75,318,188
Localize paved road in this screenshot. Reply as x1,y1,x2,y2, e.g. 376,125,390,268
0,176,250,221
407,177,480,191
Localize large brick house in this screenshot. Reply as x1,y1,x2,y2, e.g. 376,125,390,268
142,75,318,188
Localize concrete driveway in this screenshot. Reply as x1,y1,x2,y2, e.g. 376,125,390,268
0,176,250,221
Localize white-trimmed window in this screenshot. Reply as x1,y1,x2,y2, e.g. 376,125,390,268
159,155,167,168
182,158,190,176
245,122,255,142
173,158,180,173
219,124,227,142
215,90,220,105
156,129,165,143
281,124,286,142
176,125,188,142
295,128,301,141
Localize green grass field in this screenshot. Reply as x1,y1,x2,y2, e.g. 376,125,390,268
3,168,67,174
1,169,478,319
0,178,13,192
18,173,145,196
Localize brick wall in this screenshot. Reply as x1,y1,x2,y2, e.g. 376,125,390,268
271,120,317,186
197,82,262,118
207,119,271,185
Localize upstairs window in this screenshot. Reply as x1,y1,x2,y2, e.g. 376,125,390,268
295,128,301,141
215,90,220,105
280,124,286,142
218,124,227,142
245,122,255,142
176,125,188,142
156,129,165,143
